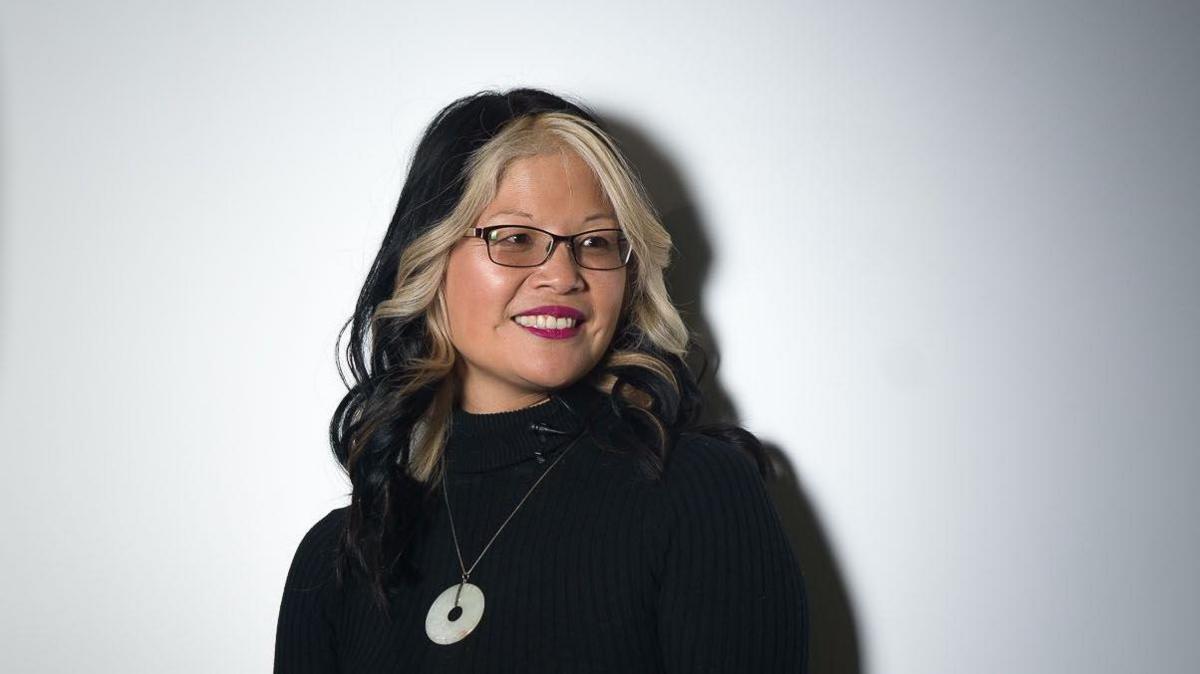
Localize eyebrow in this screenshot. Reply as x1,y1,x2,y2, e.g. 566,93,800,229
489,209,616,223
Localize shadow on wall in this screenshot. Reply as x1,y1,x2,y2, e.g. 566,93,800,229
604,113,864,674
0,59,8,376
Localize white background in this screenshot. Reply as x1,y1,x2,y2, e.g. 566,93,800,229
2,1,1197,672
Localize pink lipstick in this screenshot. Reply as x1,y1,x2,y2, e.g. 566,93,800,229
512,305,587,340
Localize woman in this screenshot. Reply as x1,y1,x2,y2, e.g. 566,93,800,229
274,87,809,672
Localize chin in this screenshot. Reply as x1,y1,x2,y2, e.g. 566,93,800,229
518,363,591,389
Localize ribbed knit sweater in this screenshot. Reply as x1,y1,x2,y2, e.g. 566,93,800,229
274,378,809,672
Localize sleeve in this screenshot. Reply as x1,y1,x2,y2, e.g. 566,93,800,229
654,433,809,673
273,507,347,674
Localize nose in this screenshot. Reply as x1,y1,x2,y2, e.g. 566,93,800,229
536,239,585,287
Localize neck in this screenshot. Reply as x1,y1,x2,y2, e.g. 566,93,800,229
458,390,552,415
445,378,605,474
454,362,569,413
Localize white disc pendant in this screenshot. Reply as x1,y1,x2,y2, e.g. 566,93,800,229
425,582,485,645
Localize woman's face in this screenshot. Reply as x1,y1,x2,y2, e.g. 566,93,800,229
443,151,628,412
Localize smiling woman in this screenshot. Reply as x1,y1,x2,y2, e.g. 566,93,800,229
445,150,629,412
273,88,809,673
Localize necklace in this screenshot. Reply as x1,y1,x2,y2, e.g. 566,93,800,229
424,401,586,645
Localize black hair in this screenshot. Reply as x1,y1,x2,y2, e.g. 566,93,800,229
326,87,769,615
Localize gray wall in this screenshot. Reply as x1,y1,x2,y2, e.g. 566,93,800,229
1,1,1196,672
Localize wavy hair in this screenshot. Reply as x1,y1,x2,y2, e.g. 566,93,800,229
328,87,769,614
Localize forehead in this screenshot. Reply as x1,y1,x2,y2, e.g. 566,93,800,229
485,152,612,219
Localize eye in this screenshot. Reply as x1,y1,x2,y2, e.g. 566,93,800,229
580,235,611,249
489,230,533,246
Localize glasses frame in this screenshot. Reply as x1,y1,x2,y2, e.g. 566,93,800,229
463,224,633,270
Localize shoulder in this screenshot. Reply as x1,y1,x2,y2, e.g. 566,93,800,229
282,506,348,592
649,431,801,593
652,431,775,529
275,507,349,650
662,430,765,491
649,435,809,670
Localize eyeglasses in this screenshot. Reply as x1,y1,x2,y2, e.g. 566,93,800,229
463,225,633,270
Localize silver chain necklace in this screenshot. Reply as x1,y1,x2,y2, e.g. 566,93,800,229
424,399,586,645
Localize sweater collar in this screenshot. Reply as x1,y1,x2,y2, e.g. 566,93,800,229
445,377,609,474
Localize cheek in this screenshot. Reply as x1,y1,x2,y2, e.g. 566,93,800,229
445,254,515,335
589,273,629,333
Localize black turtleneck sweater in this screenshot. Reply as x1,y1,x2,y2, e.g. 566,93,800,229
274,380,809,672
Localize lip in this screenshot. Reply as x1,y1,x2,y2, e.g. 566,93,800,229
513,305,587,321
514,321,583,340
511,305,586,340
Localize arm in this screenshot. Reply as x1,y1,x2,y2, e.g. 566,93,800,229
274,507,345,674
656,434,809,673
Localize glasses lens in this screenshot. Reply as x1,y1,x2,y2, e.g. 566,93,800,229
486,226,553,267
574,229,630,270
485,226,630,269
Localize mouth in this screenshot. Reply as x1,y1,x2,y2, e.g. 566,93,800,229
512,315,586,340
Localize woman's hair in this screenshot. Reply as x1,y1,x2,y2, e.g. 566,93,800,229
329,87,769,614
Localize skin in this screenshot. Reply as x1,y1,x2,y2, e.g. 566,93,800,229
443,151,628,414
